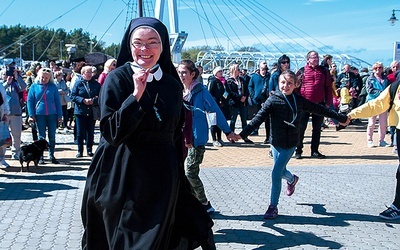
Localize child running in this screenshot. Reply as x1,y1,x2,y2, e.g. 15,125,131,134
235,70,348,219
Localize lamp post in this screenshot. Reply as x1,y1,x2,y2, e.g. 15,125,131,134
88,40,94,53
60,40,63,60
32,43,35,61
19,35,23,68
389,9,400,25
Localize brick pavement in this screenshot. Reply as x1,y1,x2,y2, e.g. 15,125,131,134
202,119,398,168
0,120,399,249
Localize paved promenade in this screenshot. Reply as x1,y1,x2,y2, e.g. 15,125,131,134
0,120,399,249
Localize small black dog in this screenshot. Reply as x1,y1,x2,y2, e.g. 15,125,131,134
18,139,49,172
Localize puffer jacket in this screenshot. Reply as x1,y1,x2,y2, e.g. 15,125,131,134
240,91,347,148
299,64,332,106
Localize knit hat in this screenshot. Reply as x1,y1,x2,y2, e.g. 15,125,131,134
213,66,223,76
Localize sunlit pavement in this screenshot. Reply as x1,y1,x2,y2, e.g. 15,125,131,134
0,120,399,249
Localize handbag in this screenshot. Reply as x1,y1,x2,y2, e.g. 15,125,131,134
206,112,216,127
0,122,12,147
92,106,100,121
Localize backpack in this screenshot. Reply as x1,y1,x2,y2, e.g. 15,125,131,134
388,71,400,112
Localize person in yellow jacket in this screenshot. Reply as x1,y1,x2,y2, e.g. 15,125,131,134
347,84,400,220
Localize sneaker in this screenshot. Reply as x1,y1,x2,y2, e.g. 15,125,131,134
264,205,278,219
367,141,375,148
76,153,83,158
311,152,326,159
213,140,222,147
243,138,254,144
262,139,270,145
336,124,346,131
38,158,45,165
287,175,299,196
87,152,94,157
51,158,60,164
294,153,303,159
0,159,10,168
379,204,400,220
379,141,389,147
12,154,19,160
218,139,225,146
203,201,215,214
393,147,398,154
268,150,273,158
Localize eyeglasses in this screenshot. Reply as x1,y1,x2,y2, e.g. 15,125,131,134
42,68,52,73
281,61,289,64
375,66,383,70
131,41,161,49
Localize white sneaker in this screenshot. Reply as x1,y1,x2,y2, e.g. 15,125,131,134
367,141,375,148
0,159,10,168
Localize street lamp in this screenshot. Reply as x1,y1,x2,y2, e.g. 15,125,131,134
389,9,400,25
88,40,94,53
65,44,77,61
19,35,23,68
60,40,63,60
32,44,35,61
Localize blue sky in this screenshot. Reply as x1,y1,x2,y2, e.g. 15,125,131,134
1,0,400,66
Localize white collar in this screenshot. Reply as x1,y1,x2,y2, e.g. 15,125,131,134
130,62,163,82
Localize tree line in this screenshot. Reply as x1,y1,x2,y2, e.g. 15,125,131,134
0,24,259,64
0,25,119,62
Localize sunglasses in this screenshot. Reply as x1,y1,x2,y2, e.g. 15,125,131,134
281,61,290,64
42,68,52,73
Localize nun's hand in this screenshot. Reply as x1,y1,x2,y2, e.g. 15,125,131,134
132,69,150,101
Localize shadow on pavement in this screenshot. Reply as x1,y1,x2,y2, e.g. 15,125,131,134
0,182,78,200
211,203,399,248
214,227,342,249
0,173,86,181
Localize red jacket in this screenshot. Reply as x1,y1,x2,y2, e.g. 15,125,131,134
299,64,332,106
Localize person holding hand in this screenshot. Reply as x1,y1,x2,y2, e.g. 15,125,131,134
234,70,347,219
179,59,237,215
346,80,400,220
81,17,216,249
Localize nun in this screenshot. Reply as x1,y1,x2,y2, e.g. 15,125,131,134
81,17,215,249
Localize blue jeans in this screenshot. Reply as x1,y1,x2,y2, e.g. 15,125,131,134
270,145,296,207
36,114,58,159
75,115,95,154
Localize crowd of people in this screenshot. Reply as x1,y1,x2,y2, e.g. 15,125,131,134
0,57,116,167
1,16,400,249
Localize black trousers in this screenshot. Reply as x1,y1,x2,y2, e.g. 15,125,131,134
296,111,324,155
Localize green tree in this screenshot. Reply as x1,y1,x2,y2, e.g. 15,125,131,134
0,25,109,63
